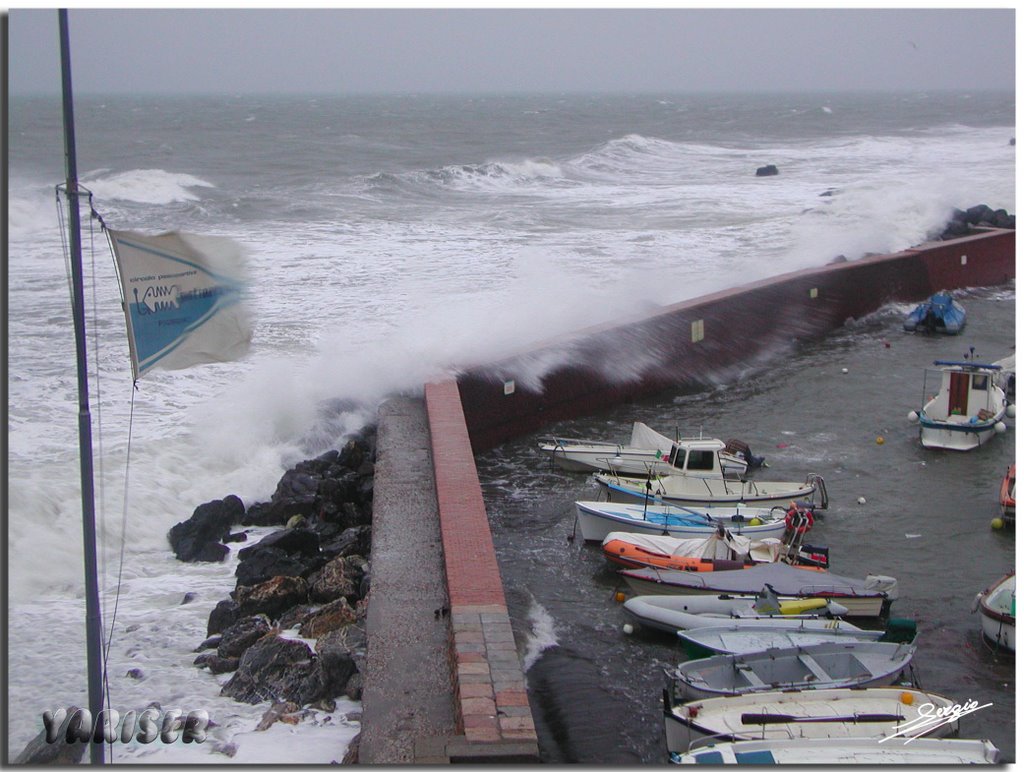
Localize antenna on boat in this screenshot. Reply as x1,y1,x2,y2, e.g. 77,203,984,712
59,9,107,764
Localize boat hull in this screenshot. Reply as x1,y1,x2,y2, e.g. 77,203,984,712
676,621,883,658
919,415,1005,451
670,641,916,701
595,473,826,510
663,687,960,752
623,594,837,634
976,572,1015,652
671,738,1000,764
574,501,786,542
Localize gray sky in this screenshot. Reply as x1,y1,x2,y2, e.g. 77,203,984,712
7,8,1016,95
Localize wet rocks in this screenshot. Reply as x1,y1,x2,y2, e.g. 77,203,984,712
217,614,272,659
755,164,779,177
937,204,1015,240
168,495,245,562
207,599,241,637
298,597,359,639
235,576,309,619
220,634,322,706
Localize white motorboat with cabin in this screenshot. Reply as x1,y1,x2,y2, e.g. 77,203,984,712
663,686,961,751
540,422,758,477
908,356,1013,451
973,571,1015,652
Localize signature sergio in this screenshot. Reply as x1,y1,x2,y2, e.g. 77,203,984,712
880,698,992,744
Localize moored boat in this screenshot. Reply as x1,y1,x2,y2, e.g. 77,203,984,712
902,291,967,334
574,500,788,542
619,562,897,617
999,464,1015,528
668,640,916,701
663,686,961,752
675,616,917,658
908,358,1012,451
669,737,1000,764
539,422,755,476
973,571,1015,652
623,591,847,635
601,521,828,572
595,470,828,510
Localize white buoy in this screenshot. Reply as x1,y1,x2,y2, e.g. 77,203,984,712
841,367,849,374
857,496,866,505
1007,404,1016,418
907,410,919,422
622,623,634,635
995,422,1007,434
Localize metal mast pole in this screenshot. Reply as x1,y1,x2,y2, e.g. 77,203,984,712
58,8,106,765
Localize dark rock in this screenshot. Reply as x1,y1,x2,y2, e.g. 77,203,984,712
195,635,222,652
181,592,198,605
238,528,320,561
965,204,994,225
234,547,310,587
298,598,359,639
344,671,364,701
255,701,301,731
125,668,145,680
194,652,241,674
168,496,245,562
755,164,779,177
308,555,360,603
320,526,371,560
207,599,241,637
222,531,248,544
278,604,319,631
236,575,309,619
342,733,360,764
220,634,324,706
217,614,272,659
315,627,364,698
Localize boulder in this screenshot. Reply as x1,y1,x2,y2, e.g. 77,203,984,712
194,651,241,674
298,598,359,639
755,164,779,177
217,614,272,659
14,706,87,764
207,599,241,637
234,547,311,587
238,528,320,561
220,634,324,706
315,626,366,698
307,555,360,604
235,575,309,620
168,496,245,562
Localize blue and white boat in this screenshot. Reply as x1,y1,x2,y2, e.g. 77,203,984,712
908,357,1013,451
574,500,788,542
902,291,967,334
670,737,1000,765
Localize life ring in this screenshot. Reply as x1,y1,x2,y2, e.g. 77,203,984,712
785,505,813,534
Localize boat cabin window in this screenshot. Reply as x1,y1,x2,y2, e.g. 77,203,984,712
686,450,716,471
972,373,989,390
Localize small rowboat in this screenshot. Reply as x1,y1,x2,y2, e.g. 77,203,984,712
973,571,1015,652
668,640,917,701
595,471,828,510
902,291,967,334
670,737,1000,764
663,686,961,752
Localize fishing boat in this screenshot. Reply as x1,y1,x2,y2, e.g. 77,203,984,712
540,423,757,477
973,572,1015,652
908,356,1012,451
574,500,789,542
601,526,828,572
594,470,828,510
668,640,917,701
663,686,961,751
669,737,1000,764
619,562,897,617
902,291,967,334
623,591,848,635
676,617,916,658
993,352,1015,397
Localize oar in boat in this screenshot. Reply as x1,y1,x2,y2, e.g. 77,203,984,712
740,712,907,725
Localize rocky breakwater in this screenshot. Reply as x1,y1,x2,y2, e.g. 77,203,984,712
167,427,376,746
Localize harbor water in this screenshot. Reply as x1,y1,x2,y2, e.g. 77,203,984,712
477,286,1016,763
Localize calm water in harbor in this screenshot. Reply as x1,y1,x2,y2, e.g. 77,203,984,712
477,286,1016,763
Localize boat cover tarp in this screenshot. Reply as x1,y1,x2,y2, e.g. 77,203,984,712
602,530,782,562
628,422,675,452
